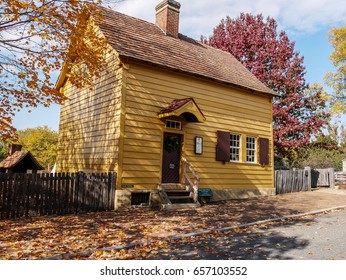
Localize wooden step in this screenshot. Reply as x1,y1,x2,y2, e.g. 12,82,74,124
166,191,192,197
161,202,201,210
158,183,189,190
158,183,200,208
168,195,192,200
165,189,191,193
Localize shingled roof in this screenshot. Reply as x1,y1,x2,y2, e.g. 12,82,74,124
0,151,44,171
96,6,277,96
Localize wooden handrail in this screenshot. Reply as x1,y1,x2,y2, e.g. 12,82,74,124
158,185,172,204
182,157,199,203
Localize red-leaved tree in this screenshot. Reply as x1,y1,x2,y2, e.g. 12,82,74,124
202,13,329,159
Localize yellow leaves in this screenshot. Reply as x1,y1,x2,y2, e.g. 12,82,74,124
26,79,37,89
328,26,346,64
17,72,25,79
325,24,346,114
117,231,126,242
330,101,346,115
0,201,284,260
93,250,104,258
7,0,32,10
1,0,109,142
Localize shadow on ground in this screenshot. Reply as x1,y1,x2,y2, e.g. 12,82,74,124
2,190,345,260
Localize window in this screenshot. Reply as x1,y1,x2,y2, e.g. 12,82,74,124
166,120,182,130
131,192,150,206
246,136,256,163
230,134,241,162
217,131,269,165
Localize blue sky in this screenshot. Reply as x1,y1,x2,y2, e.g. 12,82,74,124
12,0,346,132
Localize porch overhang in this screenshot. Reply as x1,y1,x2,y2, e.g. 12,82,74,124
158,98,206,123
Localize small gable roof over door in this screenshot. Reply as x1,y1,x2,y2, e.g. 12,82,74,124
158,98,206,122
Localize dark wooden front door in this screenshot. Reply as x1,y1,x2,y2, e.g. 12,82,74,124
162,133,182,183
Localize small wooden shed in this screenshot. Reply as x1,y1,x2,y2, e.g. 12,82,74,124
0,144,44,173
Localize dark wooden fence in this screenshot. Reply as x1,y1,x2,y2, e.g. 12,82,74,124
275,168,335,194
0,172,116,219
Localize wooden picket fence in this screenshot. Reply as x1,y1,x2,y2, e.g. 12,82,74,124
275,168,335,194
275,169,311,194
335,172,346,189
0,172,116,219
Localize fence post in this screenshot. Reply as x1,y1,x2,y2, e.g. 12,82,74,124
14,173,22,218
111,172,116,210
329,168,335,189
77,172,84,212
0,173,4,219
74,172,79,213
3,173,10,219
25,174,31,217
304,167,312,191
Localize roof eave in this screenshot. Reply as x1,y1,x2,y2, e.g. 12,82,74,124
55,62,69,91
27,152,45,170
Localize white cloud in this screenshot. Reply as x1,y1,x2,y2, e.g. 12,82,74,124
112,0,346,39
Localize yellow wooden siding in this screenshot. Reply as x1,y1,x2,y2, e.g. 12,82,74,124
57,50,123,173
120,63,274,191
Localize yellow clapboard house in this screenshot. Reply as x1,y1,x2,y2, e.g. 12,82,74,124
56,0,278,209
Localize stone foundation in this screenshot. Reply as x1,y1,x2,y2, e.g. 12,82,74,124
114,188,275,210
114,189,162,210
209,188,275,201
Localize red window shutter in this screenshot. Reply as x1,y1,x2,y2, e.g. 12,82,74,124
259,138,270,165
216,131,230,162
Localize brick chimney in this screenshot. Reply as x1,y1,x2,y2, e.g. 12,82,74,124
9,144,22,155
155,0,181,38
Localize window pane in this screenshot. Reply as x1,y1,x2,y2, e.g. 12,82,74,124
246,136,256,163
166,120,182,130
230,134,240,162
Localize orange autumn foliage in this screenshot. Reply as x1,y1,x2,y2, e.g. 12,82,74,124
0,0,118,140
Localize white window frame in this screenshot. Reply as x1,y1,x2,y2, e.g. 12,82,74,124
230,134,241,162
166,120,182,130
246,136,257,163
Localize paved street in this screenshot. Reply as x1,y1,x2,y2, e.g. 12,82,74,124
145,209,346,260
2,189,346,260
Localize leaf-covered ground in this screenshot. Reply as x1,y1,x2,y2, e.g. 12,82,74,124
1,190,346,260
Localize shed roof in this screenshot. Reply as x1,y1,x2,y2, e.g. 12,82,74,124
0,151,44,171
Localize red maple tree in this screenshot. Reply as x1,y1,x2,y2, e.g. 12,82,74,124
202,13,329,158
